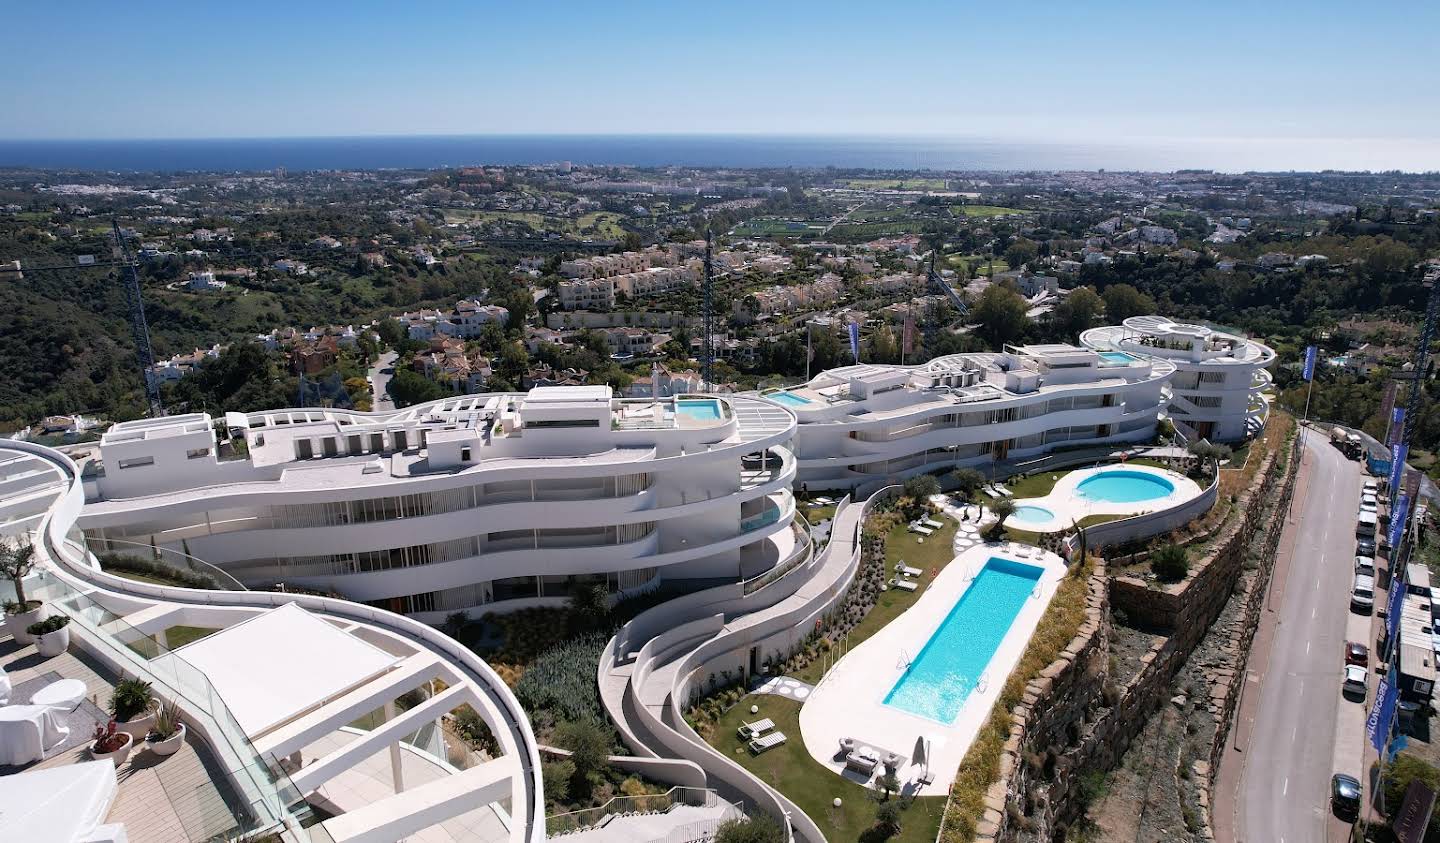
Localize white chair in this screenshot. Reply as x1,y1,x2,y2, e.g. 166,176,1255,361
0,669,10,706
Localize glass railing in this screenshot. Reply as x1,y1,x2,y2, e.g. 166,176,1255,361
741,504,784,534
27,568,302,840
80,534,247,591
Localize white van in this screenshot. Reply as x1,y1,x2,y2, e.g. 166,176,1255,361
1351,574,1375,613
1357,511,1378,538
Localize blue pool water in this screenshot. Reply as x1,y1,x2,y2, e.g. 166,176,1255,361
1011,505,1054,524
675,399,722,421
769,391,813,407
884,558,1043,723
1076,469,1174,503
1098,351,1139,365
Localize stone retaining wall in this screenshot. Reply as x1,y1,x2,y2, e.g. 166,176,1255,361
970,431,1300,842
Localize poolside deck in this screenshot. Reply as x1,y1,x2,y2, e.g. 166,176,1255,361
797,540,1067,796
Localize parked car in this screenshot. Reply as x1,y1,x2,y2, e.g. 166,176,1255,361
1352,574,1376,614
1331,773,1361,819
1364,480,1380,494
1358,537,1378,556
1343,665,1368,700
1345,641,1369,667
1360,495,1379,514
1355,556,1376,576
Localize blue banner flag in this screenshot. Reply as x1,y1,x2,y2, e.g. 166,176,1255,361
1391,443,1409,493
1386,552,1407,648
1391,406,1407,448
847,321,860,362
1369,668,1398,753
1389,493,1410,556
1302,345,1318,381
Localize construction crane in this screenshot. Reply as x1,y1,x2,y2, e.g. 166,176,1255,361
110,219,164,417
702,228,715,389
1401,265,1440,447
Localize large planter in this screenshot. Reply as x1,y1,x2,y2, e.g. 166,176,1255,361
91,732,133,767
146,723,186,757
33,625,69,658
5,604,45,646
117,707,157,740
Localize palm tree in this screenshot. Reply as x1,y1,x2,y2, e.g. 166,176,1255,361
1,540,38,610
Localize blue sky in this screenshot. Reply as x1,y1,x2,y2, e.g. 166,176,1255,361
4,1,1437,155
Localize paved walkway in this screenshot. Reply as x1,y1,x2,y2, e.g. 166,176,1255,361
1213,430,1364,843
750,675,813,701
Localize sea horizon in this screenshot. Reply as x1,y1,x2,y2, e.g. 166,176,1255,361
0,133,1436,175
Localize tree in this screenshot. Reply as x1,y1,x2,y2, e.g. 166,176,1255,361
950,467,987,500
1101,283,1157,322
375,317,407,350
1152,544,1189,582
712,813,786,843
1377,754,1440,835
902,474,941,502
388,368,447,408
876,770,901,801
568,583,611,633
990,497,1016,531
971,285,1031,348
873,800,903,838
1,539,38,610
554,717,613,797
1004,239,1039,269
1050,285,1105,338
540,758,575,806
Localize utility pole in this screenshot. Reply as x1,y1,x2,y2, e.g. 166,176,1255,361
702,228,715,390
111,219,164,417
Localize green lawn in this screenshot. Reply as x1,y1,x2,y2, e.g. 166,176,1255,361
795,518,959,685
710,697,945,843
842,177,949,191
950,205,1024,218
946,254,1009,276
801,503,837,526
164,625,218,648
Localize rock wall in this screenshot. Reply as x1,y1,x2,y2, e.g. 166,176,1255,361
971,432,1301,843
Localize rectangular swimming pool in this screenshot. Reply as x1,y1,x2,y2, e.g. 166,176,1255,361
675,398,722,421
883,557,1042,723
1098,350,1139,366
769,391,813,407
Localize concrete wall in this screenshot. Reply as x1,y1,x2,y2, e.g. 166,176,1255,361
969,431,1300,843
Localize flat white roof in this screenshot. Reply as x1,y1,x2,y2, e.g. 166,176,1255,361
523,385,611,404
165,603,400,738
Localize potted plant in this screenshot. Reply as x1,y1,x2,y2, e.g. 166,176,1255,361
90,719,133,767
110,678,157,739
145,701,186,757
28,614,69,658
2,540,44,646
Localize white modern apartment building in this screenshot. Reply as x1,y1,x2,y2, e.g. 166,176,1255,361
76,387,800,622
557,264,700,310
773,344,1174,491
1081,315,1275,442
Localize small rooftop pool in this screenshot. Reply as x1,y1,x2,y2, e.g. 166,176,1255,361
769,391,813,407
675,399,722,422
1010,505,1054,525
1098,351,1140,366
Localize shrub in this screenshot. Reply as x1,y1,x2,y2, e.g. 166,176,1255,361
514,632,610,725
27,614,69,635
1377,754,1440,837
1151,544,1189,583
541,758,575,805
712,813,786,843
110,678,154,722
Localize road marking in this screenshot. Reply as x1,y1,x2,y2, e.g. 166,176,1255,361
1306,641,1311,655
1284,777,1289,796
1313,607,1317,618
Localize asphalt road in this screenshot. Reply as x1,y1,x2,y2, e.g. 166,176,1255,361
1225,432,1364,843
369,350,398,412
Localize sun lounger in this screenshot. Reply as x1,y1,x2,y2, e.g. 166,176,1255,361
749,731,787,754
895,563,923,578
738,718,774,739
982,485,1000,499
994,483,1014,496
814,496,835,506
890,577,919,592
908,524,934,536
923,518,944,530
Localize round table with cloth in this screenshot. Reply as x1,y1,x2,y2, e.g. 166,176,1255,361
31,679,87,712
0,704,70,765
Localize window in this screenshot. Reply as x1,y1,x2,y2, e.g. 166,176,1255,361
523,419,601,429
117,456,155,469
460,447,472,461
186,448,210,460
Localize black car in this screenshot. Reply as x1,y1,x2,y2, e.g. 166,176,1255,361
1357,537,1377,556
1331,773,1361,819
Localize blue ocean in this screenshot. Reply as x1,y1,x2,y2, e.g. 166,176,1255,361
0,134,1190,173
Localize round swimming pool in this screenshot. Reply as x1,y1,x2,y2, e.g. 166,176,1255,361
1011,505,1055,524
1076,470,1175,503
